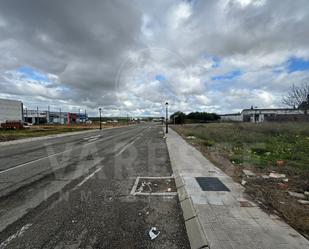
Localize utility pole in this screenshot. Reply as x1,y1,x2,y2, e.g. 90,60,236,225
99,108,102,130
60,108,62,124
254,106,258,123
79,108,81,123
37,106,39,125
47,105,50,124
165,102,168,134
127,114,129,126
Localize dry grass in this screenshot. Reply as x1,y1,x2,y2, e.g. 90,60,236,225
174,122,309,172
173,122,309,237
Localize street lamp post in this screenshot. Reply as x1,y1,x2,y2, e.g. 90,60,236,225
99,108,102,130
37,106,39,125
165,102,168,134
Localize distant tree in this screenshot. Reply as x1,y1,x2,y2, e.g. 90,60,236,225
282,82,309,108
170,111,186,124
187,112,220,122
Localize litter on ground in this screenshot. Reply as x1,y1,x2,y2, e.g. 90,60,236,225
269,173,286,178
298,200,309,205
288,191,306,199
242,169,256,177
186,136,196,139
148,227,160,240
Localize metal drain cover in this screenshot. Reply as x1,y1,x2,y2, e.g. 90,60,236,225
196,177,230,191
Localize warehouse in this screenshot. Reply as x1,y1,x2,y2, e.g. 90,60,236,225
0,98,23,124
24,109,88,124
220,107,308,123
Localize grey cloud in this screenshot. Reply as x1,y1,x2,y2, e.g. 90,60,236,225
0,0,142,108
0,0,309,115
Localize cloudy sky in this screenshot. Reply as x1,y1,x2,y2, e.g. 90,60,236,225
1,0,309,117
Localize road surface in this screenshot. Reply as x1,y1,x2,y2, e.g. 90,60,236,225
0,124,190,249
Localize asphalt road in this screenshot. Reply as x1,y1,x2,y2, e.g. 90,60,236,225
0,124,190,249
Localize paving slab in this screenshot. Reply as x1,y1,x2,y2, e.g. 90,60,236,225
166,128,309,249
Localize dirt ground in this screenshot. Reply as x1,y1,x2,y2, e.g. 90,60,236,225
173,123,309,239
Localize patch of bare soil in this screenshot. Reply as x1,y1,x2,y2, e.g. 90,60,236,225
245,175,309,239
183,136,309,239
135,178,176,194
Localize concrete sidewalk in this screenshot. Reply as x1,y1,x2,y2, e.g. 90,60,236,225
166,128,309,249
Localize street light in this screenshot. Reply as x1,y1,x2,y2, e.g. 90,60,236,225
165,102,168,134
99,108,102,130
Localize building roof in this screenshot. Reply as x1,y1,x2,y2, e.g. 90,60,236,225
242,108,296,112
221,107,304,116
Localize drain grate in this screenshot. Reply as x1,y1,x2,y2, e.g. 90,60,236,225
196,177,230,191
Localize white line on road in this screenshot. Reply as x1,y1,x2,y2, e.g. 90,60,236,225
87,138,99,142
0,128,140,175
76,167,102,187
0,150,66,174
130,176,177,196
83,135,101,141
0,223,32,249
130,176,140,195
115,136,141,157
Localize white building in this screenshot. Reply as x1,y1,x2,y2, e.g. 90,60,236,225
220,108,308,123
0,98,23,124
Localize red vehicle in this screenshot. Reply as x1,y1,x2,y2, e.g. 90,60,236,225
0,120,23,129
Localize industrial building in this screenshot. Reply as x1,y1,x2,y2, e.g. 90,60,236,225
23,109,88,124
221,95,309,122
220,108,308,123
0,98,23,124
0,97,88,125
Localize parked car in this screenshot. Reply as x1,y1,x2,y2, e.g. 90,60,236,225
23,122,33,128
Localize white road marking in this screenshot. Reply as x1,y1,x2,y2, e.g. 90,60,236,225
0,223,32,249
130,176,177,196
84,135,101,141
0,150,66,174
130,177,140,195
87,137,99,142
76,167,102,187
115,136,141,157
134,192,177,196
0,128,139,175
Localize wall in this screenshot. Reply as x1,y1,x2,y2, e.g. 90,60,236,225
264,114,309,122
0,98,23,124
220,114,242,122
242,109,306,123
